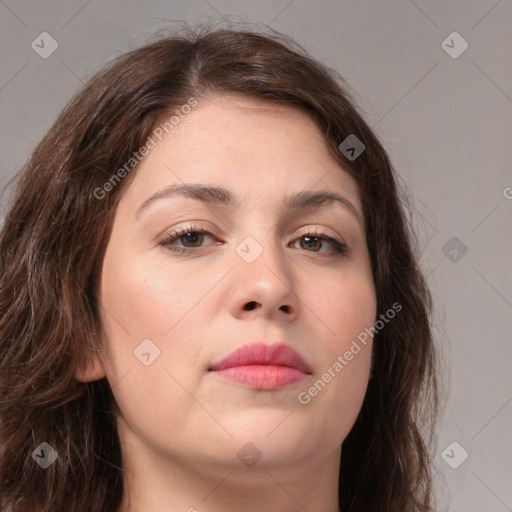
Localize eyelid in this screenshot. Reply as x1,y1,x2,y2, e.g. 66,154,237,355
294,225,346,243
156,221,218,241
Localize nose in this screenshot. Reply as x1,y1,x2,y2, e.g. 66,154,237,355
227,237,300,322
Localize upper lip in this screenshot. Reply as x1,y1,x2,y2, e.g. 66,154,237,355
209,342,313,374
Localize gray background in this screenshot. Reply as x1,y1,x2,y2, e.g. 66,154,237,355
0,1,511,510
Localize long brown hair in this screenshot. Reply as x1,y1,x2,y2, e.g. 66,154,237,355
0,22,441,512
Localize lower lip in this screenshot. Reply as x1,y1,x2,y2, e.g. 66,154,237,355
209,365,308,390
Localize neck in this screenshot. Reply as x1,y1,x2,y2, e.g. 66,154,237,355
116,428,342,512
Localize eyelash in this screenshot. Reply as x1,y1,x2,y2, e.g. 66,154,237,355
157,223,348,257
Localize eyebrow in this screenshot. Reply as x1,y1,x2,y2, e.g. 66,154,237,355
135,183,362,224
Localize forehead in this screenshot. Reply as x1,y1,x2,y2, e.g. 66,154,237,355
119,95,362,214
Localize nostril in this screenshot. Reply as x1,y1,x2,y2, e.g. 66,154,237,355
244,301,258,311
280,305,290,313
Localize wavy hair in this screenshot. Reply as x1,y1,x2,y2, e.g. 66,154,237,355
0,22,441,512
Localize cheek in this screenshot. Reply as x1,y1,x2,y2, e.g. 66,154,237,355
314,268,377,342
99,250,198,340
97,254,203,434
297,338,373,453
297,271,375,433
98,249,212,389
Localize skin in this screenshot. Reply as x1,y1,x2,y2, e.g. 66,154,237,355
76,95,377,512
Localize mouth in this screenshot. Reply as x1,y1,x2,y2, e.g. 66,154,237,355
208,342,313,391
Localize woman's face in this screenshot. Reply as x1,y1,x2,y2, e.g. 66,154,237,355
84,95,377,474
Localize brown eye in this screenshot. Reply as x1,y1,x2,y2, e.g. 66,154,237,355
177,231,205,247
300,235,323,252
291,231,348,256
158,224,219,254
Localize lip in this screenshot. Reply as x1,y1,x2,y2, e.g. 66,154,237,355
208,342,312,391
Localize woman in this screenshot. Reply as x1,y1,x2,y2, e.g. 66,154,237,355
0,24,441,512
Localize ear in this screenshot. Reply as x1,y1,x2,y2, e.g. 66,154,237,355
75,347,106,382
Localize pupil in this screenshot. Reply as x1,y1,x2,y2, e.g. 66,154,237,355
183,232,202,246
304,236,320,251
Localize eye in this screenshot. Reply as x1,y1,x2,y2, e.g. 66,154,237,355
157,224,348,257
157,224,219,255
291,230,347,256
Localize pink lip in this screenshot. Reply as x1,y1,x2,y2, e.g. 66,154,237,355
208,343,312,391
